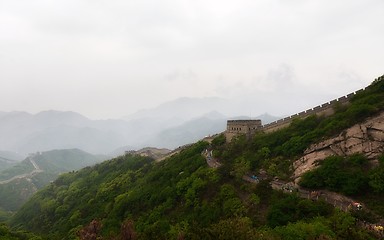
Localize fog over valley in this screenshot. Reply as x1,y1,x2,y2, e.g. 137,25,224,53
1,0,383,120
0,97,280,156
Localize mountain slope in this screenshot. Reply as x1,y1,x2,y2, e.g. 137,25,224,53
10,76,384,239
293,111,384,182
0,149,105,212
10,142,375,239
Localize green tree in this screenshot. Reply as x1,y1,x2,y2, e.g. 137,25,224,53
299,155,369,195
231,157,250,179
208,217,258,240
211,134,226,147
369,166,384,193
273,218,334,240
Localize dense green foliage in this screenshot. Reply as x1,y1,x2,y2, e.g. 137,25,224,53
299,155,370,195
0,223,42,240
12,142,213,238
267,194,333,227
368,155,384,193
8,76,384,239
300,154,384,216
10,142,375,239
0,179,38,212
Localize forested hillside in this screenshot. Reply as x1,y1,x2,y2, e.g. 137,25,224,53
9,76,384,240
0,149,105,213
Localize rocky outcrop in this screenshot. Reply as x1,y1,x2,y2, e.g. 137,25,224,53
127,147,171,160
293,112,384,183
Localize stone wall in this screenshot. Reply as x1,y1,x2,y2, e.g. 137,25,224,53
226,120,262,142
261,88,365,133
224,76,384,147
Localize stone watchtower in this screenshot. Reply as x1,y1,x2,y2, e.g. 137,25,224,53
225,120,262,142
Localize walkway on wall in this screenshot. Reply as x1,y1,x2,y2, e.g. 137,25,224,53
260,87,367,133
0,156,43,185
202,149,221,168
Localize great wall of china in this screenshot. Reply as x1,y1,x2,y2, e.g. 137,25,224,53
261,87,366,133
259,75,384,133
225,85,369,142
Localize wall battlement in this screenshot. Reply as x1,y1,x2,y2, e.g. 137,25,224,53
260,88,365,133
225,74,384,140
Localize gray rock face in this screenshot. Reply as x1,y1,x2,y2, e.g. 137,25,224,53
293,112,384,183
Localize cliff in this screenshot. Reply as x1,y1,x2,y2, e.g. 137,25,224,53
293,111,384,183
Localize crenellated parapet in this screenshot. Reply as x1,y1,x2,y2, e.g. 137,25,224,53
225,75,384,140
261,87,366,133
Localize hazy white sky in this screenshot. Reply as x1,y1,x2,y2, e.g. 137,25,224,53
1,0,383,119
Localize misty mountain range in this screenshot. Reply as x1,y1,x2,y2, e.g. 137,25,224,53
0,97,279,155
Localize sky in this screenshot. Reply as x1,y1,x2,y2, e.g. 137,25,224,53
0,0,383,119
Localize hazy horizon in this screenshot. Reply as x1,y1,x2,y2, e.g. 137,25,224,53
1,0,383,119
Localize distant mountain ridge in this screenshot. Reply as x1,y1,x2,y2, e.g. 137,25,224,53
0,151,25,162
0,110,127,155
122,97,229,122
0,99,280,154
